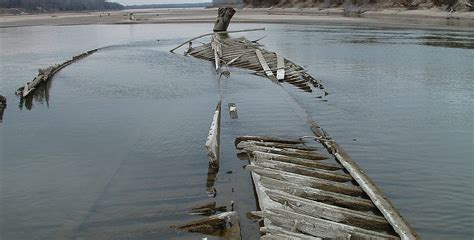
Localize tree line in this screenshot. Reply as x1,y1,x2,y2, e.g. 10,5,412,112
0,0,124,11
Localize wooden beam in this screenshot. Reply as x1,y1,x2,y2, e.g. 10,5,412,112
250,151,342,171
259,176,376,211
307,119,419,239
243,145,329,160
247,165,364,196
276,53,285,80
252,209,399,240
266,190,391,231
205,99,222,168
255,49,278,83
253,158,352,182
235,136,302,146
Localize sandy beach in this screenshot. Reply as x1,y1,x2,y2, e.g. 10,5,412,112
0,7,473,30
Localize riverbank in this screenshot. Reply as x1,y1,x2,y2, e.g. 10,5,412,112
0,7,473,30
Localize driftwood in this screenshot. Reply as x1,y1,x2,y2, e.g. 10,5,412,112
16,49,98,98
205,99,222,168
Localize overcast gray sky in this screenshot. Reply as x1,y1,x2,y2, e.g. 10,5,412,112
115,0,211,5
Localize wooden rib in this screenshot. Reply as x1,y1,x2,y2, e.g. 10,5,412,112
259,176,376,211
266,190,390,231
307,120,420,239
260,224,321,240
235,136,302,146
253,159,352,182
250,151,341,171
247,165,364,196
236,140,318,151
243,145,329,160
253,209,399,240
255,49,278,82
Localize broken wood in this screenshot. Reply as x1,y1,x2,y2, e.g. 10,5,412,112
242,145,329,160
307,119,419,239
174,211,237,235
276,53,285,80
205,99,222,168
213,7,236,32
16,49,98,98
259,177,376,211
236,140,317,151
228,103,238,119
247,165,364,196
266,190,391,231
169,28,265,53
252,209,399,240
255,49,278,83
235,135,302,146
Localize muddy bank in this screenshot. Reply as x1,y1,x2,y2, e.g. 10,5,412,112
0,8,473,30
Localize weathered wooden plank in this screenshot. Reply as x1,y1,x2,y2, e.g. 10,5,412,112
247,165,364,196
307,120,419,240
255,49,278,83
252,209,399,240
277,53,285,80
253,158,352,182
250,151,341,171
243,145,329,160
174,211,239,236
205,99,222,167
17,49,98,98
259,176,376,211
260,225,321,240
236,140,318,151
235,136,302,146
211,34,222,71
266,190,391,231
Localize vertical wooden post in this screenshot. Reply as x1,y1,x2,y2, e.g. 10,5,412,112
213,7,236,32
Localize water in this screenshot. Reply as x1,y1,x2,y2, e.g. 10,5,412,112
1,23,473,239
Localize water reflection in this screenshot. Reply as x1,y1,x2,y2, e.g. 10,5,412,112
18,78,51,110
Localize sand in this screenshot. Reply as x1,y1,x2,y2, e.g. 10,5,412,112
0,8,473,30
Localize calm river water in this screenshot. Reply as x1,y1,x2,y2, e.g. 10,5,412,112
0,23,472,239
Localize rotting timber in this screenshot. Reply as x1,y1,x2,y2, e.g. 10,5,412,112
171,7,418,240
16,49,98,98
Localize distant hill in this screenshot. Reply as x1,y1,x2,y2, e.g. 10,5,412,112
125,2,212,9
0,0,124,11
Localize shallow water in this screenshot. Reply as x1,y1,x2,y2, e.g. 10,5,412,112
0,23,473,239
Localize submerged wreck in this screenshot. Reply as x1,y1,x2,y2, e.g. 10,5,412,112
171,7,418,240
16,49,98,98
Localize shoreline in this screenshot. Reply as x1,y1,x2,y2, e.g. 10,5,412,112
0,8,473,30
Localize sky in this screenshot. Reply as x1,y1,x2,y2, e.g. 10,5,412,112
114,0,211,5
